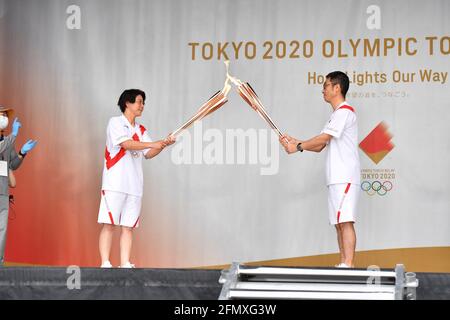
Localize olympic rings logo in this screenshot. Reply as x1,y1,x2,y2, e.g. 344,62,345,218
361,180,393,196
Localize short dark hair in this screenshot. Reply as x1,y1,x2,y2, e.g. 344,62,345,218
117,89,146,113
326,71,349,98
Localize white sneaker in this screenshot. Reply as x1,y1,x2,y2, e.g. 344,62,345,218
119,262,135,268
101,261,113,268
335,263,351,268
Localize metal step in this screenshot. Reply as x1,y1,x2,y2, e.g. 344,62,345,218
228,289,395,300
218,263,419,300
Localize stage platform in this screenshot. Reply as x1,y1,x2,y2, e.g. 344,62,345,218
0,267,449,300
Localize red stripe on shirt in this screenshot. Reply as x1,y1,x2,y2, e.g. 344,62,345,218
139,125,146,135
105,147,126,170
338,105,355,113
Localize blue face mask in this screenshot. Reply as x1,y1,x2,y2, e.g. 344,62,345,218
0,116,8,130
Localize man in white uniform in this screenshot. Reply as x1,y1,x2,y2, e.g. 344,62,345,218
280,71,360,268
98,89,175,268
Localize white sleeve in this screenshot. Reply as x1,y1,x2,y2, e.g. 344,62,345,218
321,109,350,138
108,118,130,146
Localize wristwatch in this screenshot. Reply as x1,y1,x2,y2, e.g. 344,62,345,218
296,142,303,152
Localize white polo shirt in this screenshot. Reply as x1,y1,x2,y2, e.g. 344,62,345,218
321,101,360,186
101,115,152,197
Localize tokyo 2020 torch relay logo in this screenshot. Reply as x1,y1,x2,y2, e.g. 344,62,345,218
359,122,395,196
359,121,394,164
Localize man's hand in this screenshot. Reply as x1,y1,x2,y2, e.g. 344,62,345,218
20,139,38,154
12,118,21,137
280,134,302,154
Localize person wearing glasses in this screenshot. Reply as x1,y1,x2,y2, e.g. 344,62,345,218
280,71,360,268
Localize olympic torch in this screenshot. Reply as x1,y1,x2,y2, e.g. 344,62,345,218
170,79,231,137
224,61,286,141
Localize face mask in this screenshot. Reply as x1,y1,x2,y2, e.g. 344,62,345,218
0,116,8,130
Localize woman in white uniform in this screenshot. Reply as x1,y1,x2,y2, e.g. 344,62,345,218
98,89,175,268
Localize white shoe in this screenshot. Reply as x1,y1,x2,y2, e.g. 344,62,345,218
101,261,113,268
335,263,351,268
119,262,135,268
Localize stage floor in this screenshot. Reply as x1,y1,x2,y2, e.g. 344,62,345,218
0,267,448,300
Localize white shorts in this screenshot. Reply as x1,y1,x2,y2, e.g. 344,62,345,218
97,190,142,228
327,183,359,225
